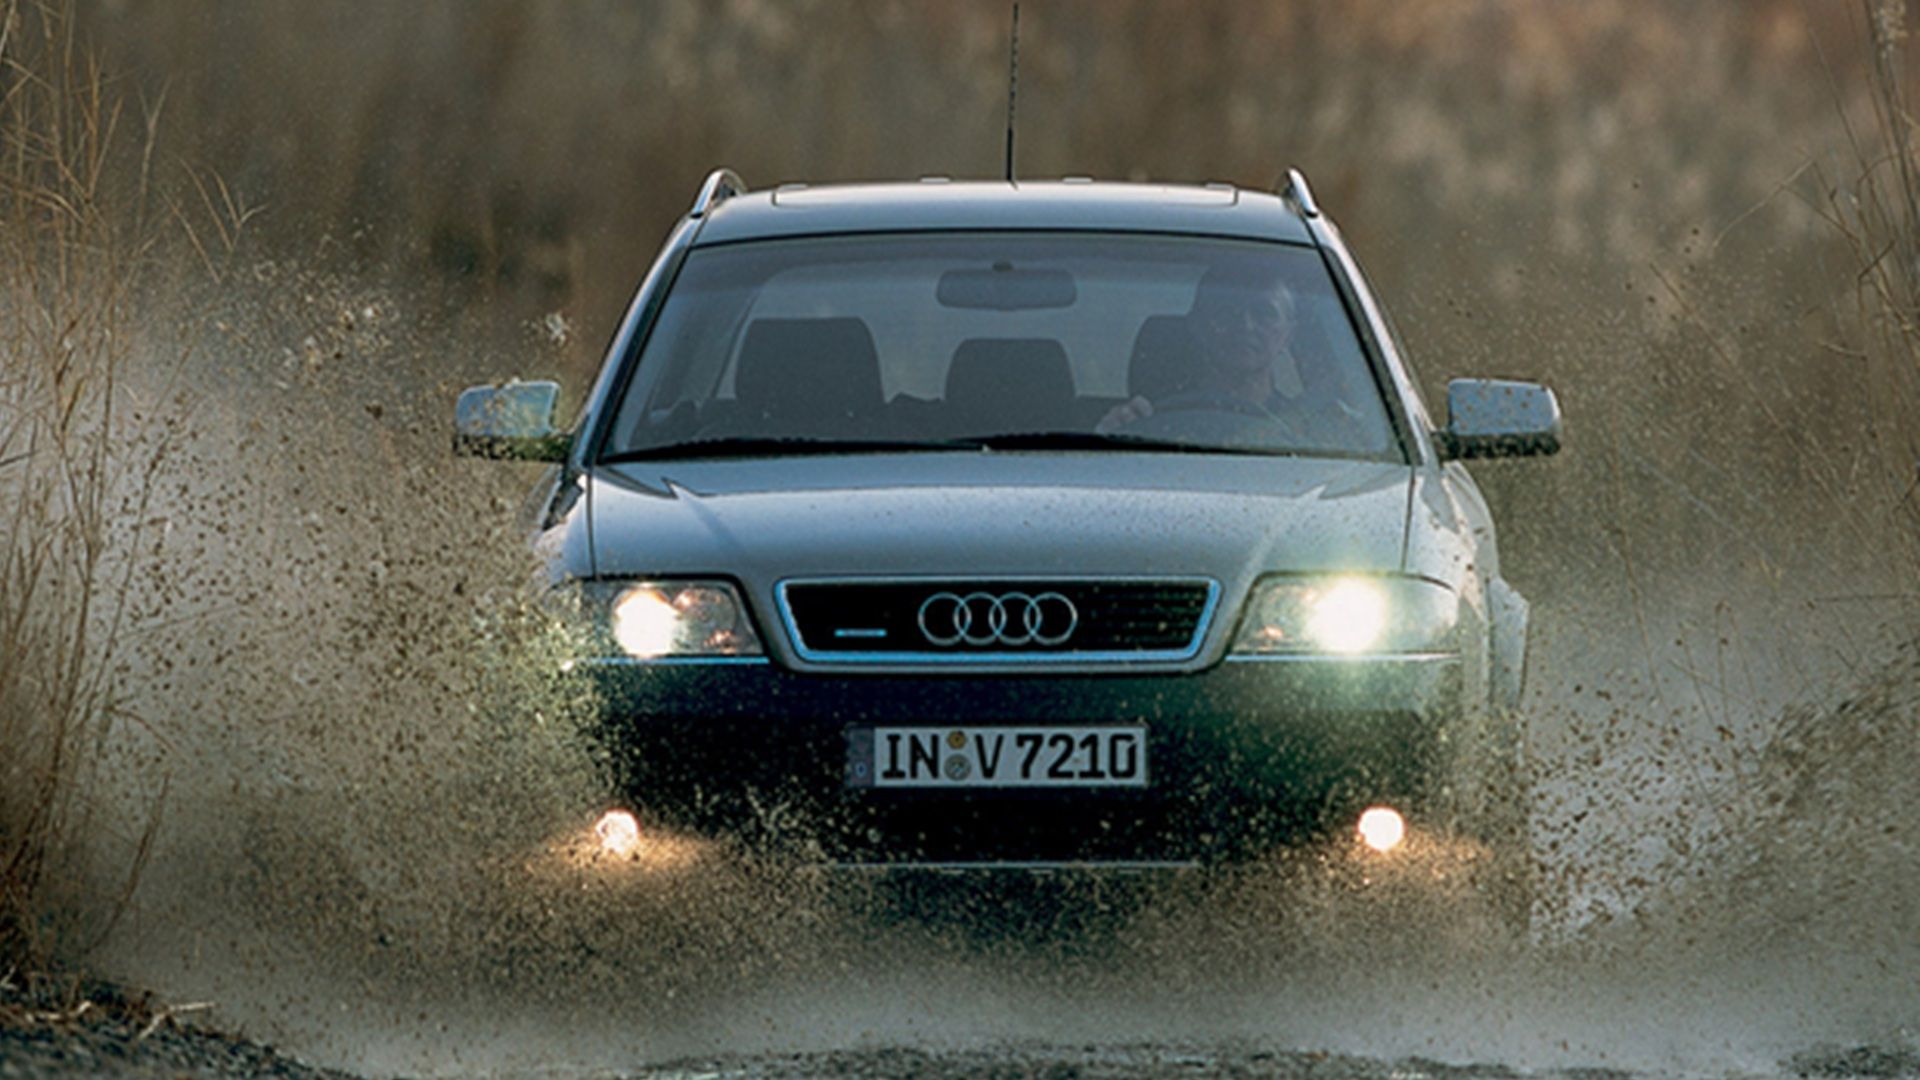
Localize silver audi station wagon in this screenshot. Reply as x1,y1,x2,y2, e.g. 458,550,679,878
456,169,1561,904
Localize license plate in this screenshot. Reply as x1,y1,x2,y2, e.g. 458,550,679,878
846,726,1148,789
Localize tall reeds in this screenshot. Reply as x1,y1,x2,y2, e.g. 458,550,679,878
1814,0,1920,583
0,0,162,970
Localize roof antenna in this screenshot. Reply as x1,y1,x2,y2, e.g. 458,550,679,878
1004,2,1020,183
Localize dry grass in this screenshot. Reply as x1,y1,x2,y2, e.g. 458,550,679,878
1808,0,1920,585
70,2,1847,359
0,0,170,971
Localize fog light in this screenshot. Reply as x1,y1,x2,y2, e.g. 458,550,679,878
1357,806,1406,853
595,809,641,858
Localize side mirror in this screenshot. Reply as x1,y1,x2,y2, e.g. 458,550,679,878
1438,378,1562,460
453,380,570,461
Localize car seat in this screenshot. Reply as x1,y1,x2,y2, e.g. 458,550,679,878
944,338,1077,435
1127,314,1201,403
733,316,885,436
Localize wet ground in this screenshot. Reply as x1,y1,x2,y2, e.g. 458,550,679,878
8,981,1920,1080
628,1043,1920,1080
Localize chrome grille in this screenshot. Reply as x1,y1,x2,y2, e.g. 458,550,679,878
778,577,1218,664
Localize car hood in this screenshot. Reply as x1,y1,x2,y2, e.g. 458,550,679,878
586,452,1411,588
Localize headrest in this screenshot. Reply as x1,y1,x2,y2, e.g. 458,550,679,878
1127,314,1199,402
945,338,1076,433
734,317,883,426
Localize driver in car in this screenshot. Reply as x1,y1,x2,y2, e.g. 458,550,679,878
1098,266,1299,433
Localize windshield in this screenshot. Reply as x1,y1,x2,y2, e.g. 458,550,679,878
604,233,1402,461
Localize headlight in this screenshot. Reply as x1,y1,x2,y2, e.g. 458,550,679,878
569,580,763,659
1231,575,1457,655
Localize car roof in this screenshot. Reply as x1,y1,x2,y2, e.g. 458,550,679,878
688,180,1317,246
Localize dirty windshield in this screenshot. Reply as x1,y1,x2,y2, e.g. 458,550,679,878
607,234,1402,460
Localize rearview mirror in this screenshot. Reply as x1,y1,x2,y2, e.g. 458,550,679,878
1438,378,1562,460
937,264,1077,310
454,380,569,461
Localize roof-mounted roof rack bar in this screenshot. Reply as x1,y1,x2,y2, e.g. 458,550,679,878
1282,168,1321,219
690,168,747,219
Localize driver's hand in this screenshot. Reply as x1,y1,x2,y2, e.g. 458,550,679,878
1096,396,1153,433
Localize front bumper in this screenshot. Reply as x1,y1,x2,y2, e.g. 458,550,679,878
579,653,1460,864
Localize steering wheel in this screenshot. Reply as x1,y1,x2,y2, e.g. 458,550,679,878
1134,389,1303,440
1150,389,1278,419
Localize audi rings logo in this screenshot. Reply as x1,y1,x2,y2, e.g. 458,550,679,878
917,591,1079,648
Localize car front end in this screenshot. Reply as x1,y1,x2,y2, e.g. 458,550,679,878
558,452,1470,867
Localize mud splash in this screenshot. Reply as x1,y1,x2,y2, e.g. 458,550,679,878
55,220,1920,1080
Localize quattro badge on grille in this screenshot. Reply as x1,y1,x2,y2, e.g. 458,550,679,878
916,590,1079,647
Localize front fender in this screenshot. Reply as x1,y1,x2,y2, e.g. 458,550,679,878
1487,576,1529,712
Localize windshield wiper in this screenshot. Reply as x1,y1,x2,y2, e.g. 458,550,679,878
603,431,1299,463
601,435,978,463
948,431,1290,455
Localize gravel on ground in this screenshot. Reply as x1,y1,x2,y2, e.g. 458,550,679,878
0,971,350,1080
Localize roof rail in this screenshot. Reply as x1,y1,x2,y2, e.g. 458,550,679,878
690,168,747,219
1282,168,1321,219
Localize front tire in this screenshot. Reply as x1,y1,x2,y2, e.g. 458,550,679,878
1445,702,1534,940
